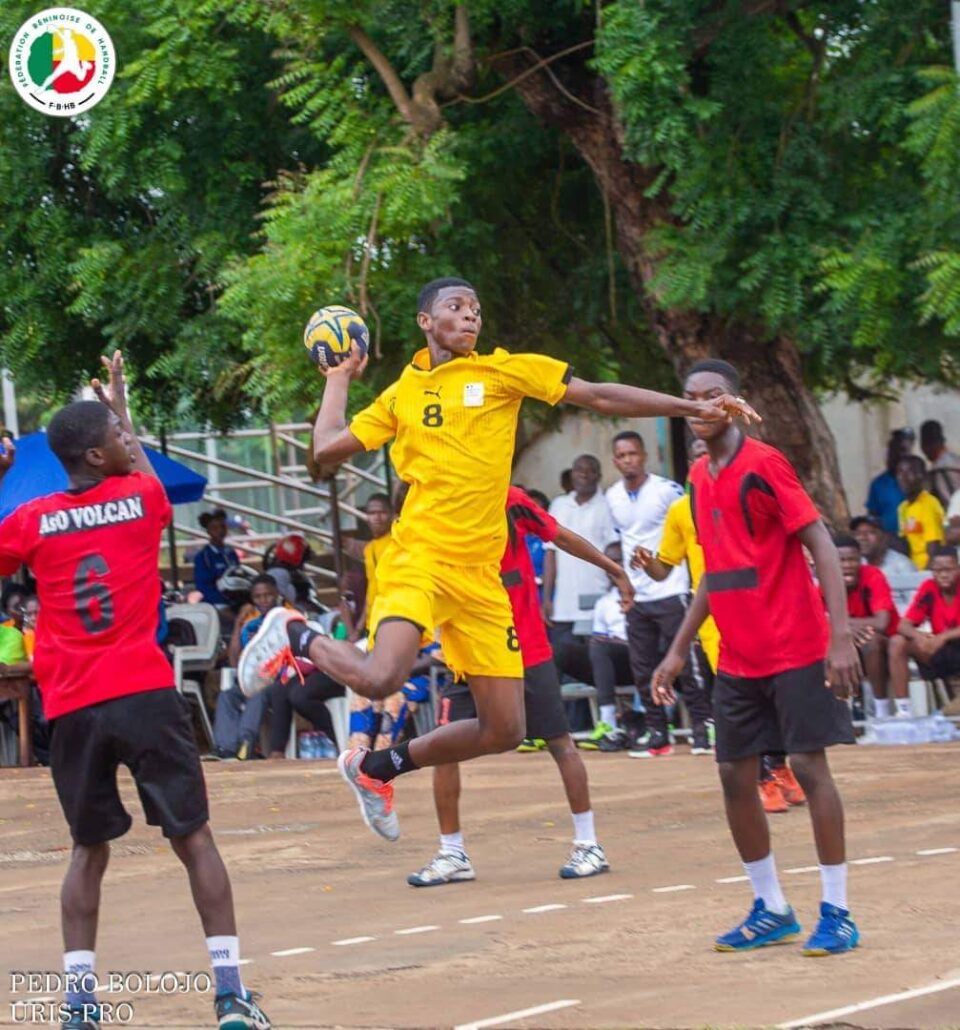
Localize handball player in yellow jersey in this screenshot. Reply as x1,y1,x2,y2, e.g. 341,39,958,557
240,277,759,840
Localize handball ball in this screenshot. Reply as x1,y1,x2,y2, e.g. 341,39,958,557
303,305,370,370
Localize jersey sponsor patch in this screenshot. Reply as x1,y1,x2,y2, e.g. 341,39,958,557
463,382,484,407
38,495,145,536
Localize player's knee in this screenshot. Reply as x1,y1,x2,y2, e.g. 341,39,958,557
717,760,755,799
70,841,109,876
545,735,575,759
888,634,907,658
170,822,214,862
480,713,525,753
788,752,829,794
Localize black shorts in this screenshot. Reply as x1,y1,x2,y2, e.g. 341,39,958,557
437,660,570,741
917,640,960,681
50,688,209,846
713,661,855,763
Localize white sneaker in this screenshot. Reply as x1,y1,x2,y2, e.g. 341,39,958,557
237,607,305,697
338,746,400,842
559,842,610,879
407,850,476,887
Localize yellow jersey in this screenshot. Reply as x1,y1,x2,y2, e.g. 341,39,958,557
657,493,721,672
363,533,392,621
350,347,570,565
898,490,945,570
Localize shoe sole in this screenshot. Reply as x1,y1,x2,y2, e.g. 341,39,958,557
407,870,476,887
337,750,400,842
238,607,300,697
803,931,860,957
559,862,610,880
715,926,801,951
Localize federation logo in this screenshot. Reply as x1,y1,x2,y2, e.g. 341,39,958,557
8,8,115,117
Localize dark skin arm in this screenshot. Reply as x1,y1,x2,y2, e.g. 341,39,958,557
312,353,369,465
91,350,156,478
541,548,557,624
553,525,634,613
631,546,674,583
899,617,960,658
650,580,711,705
563,378,760,424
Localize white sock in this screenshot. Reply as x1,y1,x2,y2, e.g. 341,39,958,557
874,697,893,718
599,705,617,729
820,862,848,910
572,809,596,845
440,831,465,854
63,950,96,1002
743,853,789,914
207,935,244,997
895,697,912,717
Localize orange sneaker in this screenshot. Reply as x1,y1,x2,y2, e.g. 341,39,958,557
759,778,788,813
772,765,807,806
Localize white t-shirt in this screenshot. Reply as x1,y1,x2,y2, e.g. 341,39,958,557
948,488,960,523
592,588,627,642
606,475,690,602
546,491,617,621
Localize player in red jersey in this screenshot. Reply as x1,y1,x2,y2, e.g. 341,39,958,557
652,359,861,958
407,487,634,886
0,354,270,1030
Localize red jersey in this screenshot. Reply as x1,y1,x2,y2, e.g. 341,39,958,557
501,487,559,667
689,435,828,678
904,579,960,634
847,565,899,636
0,472,174,719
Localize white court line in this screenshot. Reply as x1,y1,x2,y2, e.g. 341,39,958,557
716,875,748,883
395,925,440,935
850,856,894,865
460,915,503,924
583,893,633,904
652,884,696,893
238,959,254,965
270,947,314,957
332,936,376,946
777,976,960,1028
454,998,581,1030
523,903,567,914
917,847,957,856
785,866,818,874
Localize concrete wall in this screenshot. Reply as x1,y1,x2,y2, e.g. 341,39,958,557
514,384,960,508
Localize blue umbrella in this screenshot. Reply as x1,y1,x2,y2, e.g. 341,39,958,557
0,431,207,522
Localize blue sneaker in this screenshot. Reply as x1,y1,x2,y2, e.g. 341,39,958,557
802,902,860,956
714,898,801,951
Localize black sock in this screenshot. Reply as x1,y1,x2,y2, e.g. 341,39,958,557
360,740,419,783
287,620,320,659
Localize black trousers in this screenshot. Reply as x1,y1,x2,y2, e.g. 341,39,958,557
589,638,633,708
626,596,712,741
549,621,595,685
268,671,345,754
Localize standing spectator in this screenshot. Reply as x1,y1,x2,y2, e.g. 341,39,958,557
920,420,960,507
834,535,906,718
866,429,914,535
544,455,616,683
896,455,945,570
193,508,239,607
362,493,395,634
947,488,960,548
606,431,711,757
850,515,917,579
889,545,960,694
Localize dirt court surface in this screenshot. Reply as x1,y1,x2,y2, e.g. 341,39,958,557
1,743,959,1030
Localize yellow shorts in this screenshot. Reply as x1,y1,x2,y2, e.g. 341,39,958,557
369,544,523,681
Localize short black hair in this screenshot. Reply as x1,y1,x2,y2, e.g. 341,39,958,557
897,454,925,474
930,544,959,563
612,430,644,449
198,508,227,529
833,533,859,551
920,420,945,447
251,573,279,590
417,277,475,314
47,401,112,471
686,359,741,393
365,492,392,510
527,488,550,510
1,583,26,610
573,453,601,473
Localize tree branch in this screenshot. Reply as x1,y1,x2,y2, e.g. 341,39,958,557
693,0,817,58
348,25,415,124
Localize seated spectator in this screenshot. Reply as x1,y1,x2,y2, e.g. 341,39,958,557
889,545,960,698
193,508,240,607
584,545,635,751
896,455,945,570
0,583,27,630
866,428,914,535
265,533,316,609
21,595,38,661
850,515,916,579
920,419,960,506
211,574,280,759
267,670,344,759
835,534,906,718
947,487,960,548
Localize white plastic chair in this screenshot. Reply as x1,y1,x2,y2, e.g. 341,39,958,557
167,602,220,748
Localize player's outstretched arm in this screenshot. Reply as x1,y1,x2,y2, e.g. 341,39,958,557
554,525,634,612
91,351,156,478
312,347,367,466
799,520,862,697
563,377,761,425
650,580,710,706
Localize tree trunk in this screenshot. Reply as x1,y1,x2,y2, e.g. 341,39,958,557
496,54,849,525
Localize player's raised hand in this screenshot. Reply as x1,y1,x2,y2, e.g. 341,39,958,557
320,343,367,383
697,394,762,425
651,653,682,707
0,434,16,475
825,630,862,699
91,350,130,420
